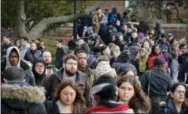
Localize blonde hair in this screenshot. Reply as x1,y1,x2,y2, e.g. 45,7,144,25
111,45,120,57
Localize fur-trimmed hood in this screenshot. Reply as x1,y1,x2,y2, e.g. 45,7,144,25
1,84,46,110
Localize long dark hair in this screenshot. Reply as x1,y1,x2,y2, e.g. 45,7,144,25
168,83,186,100
150,45,160,56
117,75,150,113
55,80,86,113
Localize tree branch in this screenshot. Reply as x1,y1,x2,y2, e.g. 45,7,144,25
27,1,103,39
17,0,28,37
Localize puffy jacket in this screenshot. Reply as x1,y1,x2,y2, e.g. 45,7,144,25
1,82,46,114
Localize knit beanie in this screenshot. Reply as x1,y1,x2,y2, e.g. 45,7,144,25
4,66,26,81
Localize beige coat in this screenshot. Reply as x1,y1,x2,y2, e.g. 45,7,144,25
92,13,106,33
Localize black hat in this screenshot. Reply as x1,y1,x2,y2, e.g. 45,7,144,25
92,75,117,100
4,66,25,81
92,75,115,94
153,57,164,66
68,40,77,50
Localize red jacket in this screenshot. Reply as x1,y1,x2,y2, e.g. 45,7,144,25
147,53,167,69
84,103,129,114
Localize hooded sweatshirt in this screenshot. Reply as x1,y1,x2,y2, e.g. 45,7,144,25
1,46,36,86
5,46,21,70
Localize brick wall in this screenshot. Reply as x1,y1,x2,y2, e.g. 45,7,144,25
99,1,125,16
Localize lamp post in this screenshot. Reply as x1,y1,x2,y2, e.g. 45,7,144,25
73,0,78,41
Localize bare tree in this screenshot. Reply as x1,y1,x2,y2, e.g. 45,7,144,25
17,0,103,40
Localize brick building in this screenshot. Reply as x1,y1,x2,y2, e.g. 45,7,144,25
99,0,126,16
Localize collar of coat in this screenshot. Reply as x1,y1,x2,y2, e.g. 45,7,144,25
1,84,46,104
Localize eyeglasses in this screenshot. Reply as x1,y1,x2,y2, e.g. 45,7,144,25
175,90,186,94
35,65,45,68
66,62,77,66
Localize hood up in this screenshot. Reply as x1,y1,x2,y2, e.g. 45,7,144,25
5,46,21,70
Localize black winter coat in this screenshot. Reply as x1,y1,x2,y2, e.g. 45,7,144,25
1,82,46,114
140,68,172,97
160,98,188,114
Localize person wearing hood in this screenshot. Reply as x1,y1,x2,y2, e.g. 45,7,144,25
32,58,46,86
24,42,42,63
84,75,134,114
1,66,46,114
1,46,36,86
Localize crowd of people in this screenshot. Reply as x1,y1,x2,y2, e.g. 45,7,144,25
1,6,188,114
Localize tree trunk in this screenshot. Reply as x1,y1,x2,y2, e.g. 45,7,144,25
17,0,28,38
17,0,103,40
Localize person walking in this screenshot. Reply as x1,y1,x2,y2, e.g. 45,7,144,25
45,80,86,114
1,66,46,114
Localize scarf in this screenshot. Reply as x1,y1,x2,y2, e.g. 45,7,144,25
137,48,148,72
